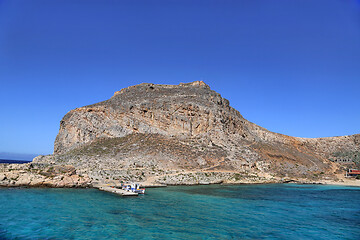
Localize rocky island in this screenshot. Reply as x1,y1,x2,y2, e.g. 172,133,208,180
1,81,359,187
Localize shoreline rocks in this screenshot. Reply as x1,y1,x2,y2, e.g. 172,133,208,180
0,163,91,188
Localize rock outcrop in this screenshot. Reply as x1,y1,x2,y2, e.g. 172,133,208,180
0,163,91,187
2,81,359,187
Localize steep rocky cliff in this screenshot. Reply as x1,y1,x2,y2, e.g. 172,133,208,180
32,81,360,185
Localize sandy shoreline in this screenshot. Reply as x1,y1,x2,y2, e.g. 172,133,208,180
1,180,360,189
128,179,360,188
318,180,360,187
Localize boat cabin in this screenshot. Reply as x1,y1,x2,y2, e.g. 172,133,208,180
121,183,145,194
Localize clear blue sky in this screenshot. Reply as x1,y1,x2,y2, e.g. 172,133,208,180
1,0,359,157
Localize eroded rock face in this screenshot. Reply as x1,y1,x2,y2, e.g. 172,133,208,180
54,81,249,154
37,81,360,184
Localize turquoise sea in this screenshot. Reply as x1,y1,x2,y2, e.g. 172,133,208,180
0,184,359,239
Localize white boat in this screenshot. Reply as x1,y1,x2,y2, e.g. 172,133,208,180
122,183,145,194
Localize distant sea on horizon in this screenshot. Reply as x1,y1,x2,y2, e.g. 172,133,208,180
0,159,32,164
0,184,359,239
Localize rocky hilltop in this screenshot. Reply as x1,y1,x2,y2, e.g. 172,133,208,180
2,81,359,187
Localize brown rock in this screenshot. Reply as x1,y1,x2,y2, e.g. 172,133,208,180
33,82,359,184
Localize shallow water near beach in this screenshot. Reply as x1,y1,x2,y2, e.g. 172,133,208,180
0,184,359,239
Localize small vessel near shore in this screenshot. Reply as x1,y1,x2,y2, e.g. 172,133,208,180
121,183,146,194
95,182,145,196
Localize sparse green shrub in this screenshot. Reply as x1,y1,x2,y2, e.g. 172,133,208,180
234,173,241,181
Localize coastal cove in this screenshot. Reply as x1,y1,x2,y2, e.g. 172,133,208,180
1,184,359,239
2,1,360,239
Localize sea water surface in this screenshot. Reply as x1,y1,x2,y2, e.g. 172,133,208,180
0,184,359,239
0,159,31,164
